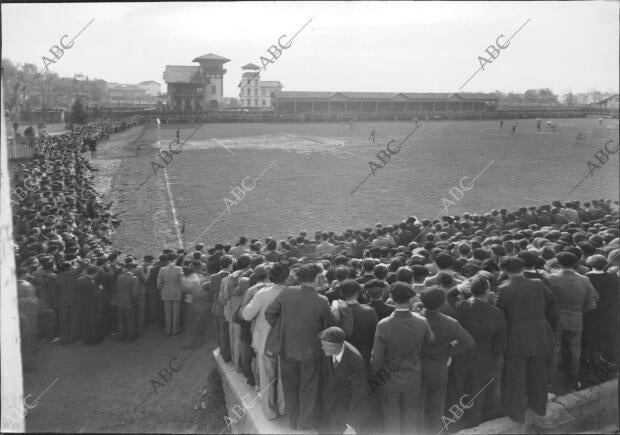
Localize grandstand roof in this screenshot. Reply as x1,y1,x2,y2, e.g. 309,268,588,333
242,63,261,70
273,91,498,101
192,53,230,63
163,66,205,84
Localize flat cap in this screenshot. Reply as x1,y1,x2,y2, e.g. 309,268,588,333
320,326,346,344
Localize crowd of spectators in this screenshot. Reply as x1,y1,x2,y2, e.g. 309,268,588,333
11,118,135,366
11,118,619,433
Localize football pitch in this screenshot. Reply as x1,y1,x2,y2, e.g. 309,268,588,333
114,118,619,250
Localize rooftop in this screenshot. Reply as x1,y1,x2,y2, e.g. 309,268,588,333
163,65,205,84
241,63,260,70
192,53,230,63
272,91,498,101
259,81,283,88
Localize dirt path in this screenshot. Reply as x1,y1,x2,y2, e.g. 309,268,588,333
23,126,227,433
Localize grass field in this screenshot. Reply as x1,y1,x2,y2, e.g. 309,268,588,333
114,118,618,250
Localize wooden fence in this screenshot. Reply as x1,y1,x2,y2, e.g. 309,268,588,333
6,137,34,160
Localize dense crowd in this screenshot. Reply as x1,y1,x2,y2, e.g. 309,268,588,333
11,118,135,361
11,118,620,434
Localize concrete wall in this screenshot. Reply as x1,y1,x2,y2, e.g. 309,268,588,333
456,378,619,434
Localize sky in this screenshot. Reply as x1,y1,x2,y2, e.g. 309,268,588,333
2,1,618,98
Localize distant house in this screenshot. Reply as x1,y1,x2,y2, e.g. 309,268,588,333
238,63,283,110
107,85,148,105
137,81,161,96
592,94,619,109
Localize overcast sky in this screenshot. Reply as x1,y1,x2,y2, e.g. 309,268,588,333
2,2,618,97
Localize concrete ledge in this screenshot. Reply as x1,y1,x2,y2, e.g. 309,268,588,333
213,348,312,435
456,378,618,434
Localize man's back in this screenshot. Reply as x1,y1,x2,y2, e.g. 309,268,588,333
548,270,595,313
158,264,182,300
497,276,555,356
113,272,137,308
548,269,597,331
265,284,335,361
421,310,474,365
371,310,434,389
367,299,395,321
349,303,378,364
455,298,507,364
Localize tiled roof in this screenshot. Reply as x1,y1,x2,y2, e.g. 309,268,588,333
138,80,160,85
260,81,283,88
192,53,230,63
242,63,260,70
163,66,205,84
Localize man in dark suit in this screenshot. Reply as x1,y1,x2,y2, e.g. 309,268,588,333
318,327,369,434
76,266,104,345
496,257,558,424
419,287,474,433
112,262,139,341
370,282,434,434
210,255,234,362
451,274,507,429
265,263,336,430
365,279,395,321
338,279,378,367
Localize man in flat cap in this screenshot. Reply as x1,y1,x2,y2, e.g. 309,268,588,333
547,252,598,390
318,326,369,434
370,282,434,434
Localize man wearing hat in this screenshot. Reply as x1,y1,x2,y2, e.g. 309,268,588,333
157,253,184,336
318,326,369,434
113,261,139,341
136,255,154,335
365,279,395,321
242,263,290,419
496,257,558,425
370,282,434,434
547,252,598,390
265,263,336,431
335,280,378,367
75,266,105,344
419,287,474,433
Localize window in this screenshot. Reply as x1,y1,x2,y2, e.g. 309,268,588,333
254,89,258,96
262,99,266,106
263,89,266,96
247,88,251,95
255,99,258,106
211,85,216,93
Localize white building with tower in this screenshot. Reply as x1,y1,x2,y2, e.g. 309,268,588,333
238,63,283,110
